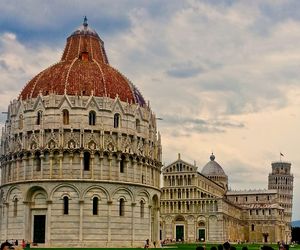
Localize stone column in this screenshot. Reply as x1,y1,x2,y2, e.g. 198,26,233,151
4,203,8,240
108,153,112,180
99,152,103,179
30,155,34,179
69,153,73,178
117,154,121,181
23,201,31,242
79,200,84,242
49,153,53,178
107,201,112,244
23,156,27,180
132,156,137,183
80,152,84,179
16,157,20,181
59,152,63,178
131,202,136,246
46,200,52,246
40,153,44,179
125,155,129,182
91,153,95,179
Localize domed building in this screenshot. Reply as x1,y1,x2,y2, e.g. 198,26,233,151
0,18,162,247
160,153,293,243
201,153,228,190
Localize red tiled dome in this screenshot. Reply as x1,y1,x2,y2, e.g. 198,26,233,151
19,18,146,106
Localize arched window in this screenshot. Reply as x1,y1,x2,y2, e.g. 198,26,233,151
140,200,144,218
89,111,96,125
37,111,43,125
13,197,18,217
63,109,69,125
120,155,125,173
114,113,120,128
35,151,41,171
178,190,181,199
19,115,23,129
63,196,69,215
251,224,255,231
84,152,90,171
136,119,141,132
119,198,125,216
93,197,98,215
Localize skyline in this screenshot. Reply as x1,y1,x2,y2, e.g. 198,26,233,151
0,0,299,220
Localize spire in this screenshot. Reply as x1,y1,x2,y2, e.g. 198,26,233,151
210,153,215,161
83,16,88,28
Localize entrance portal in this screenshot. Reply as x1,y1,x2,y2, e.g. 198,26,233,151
263,233,269,243
176,225,184,241
33,215,46,243
198,229,205,241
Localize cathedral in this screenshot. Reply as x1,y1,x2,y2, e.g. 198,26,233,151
0,19,294,247
160,153,293,243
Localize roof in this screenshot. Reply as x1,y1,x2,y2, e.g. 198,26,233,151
226,189,278,195
19,18,146,106
240,203,284,210
201,153,227,177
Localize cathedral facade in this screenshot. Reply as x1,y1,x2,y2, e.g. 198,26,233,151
160,154,293,243
0,19,162,247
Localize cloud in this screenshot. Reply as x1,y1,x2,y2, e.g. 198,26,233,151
166,62,203,78
0,0,300,220
0,32,60,109
160,114,245,135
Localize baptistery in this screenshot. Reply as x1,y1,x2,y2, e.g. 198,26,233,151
0,18,162,247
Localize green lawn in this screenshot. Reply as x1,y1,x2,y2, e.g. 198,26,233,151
30,243,300,250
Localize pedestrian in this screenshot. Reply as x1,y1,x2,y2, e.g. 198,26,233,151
1,242,12,250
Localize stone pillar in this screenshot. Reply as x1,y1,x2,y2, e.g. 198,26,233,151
117,155,121,181
108,154,112,180
4,203,8,240
107,201,112,244
80,152,84,179
58,153,63,178
131,202,136,246
79,200,84,242
91,153,94,179
16,157,20,181
30,155,34,179
125,155,129,182
99,152,103,179
46,200,52,246
49,153,53,178
69,153,73,178
23,201,31,242
23,156,27,180
40,153,44,179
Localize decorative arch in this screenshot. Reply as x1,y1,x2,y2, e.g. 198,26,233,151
82,185,110,201
25,186,48,203
49,183,80,200
111,187,134,202
135,189,151,204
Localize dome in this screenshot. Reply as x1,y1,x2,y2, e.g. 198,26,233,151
201,153,226,176
19,17,146,106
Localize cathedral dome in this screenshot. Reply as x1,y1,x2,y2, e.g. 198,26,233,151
19,17,146,106
201,153,226,176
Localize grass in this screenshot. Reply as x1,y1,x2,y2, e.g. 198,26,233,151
29,243,300,250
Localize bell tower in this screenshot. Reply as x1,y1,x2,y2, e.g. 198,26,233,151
268,161,293,242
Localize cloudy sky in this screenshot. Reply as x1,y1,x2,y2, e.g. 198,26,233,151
0,0,300,220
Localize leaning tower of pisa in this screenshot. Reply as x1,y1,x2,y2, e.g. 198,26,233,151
268,161,293,242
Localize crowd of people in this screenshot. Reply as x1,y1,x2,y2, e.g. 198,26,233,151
0,240,29,250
